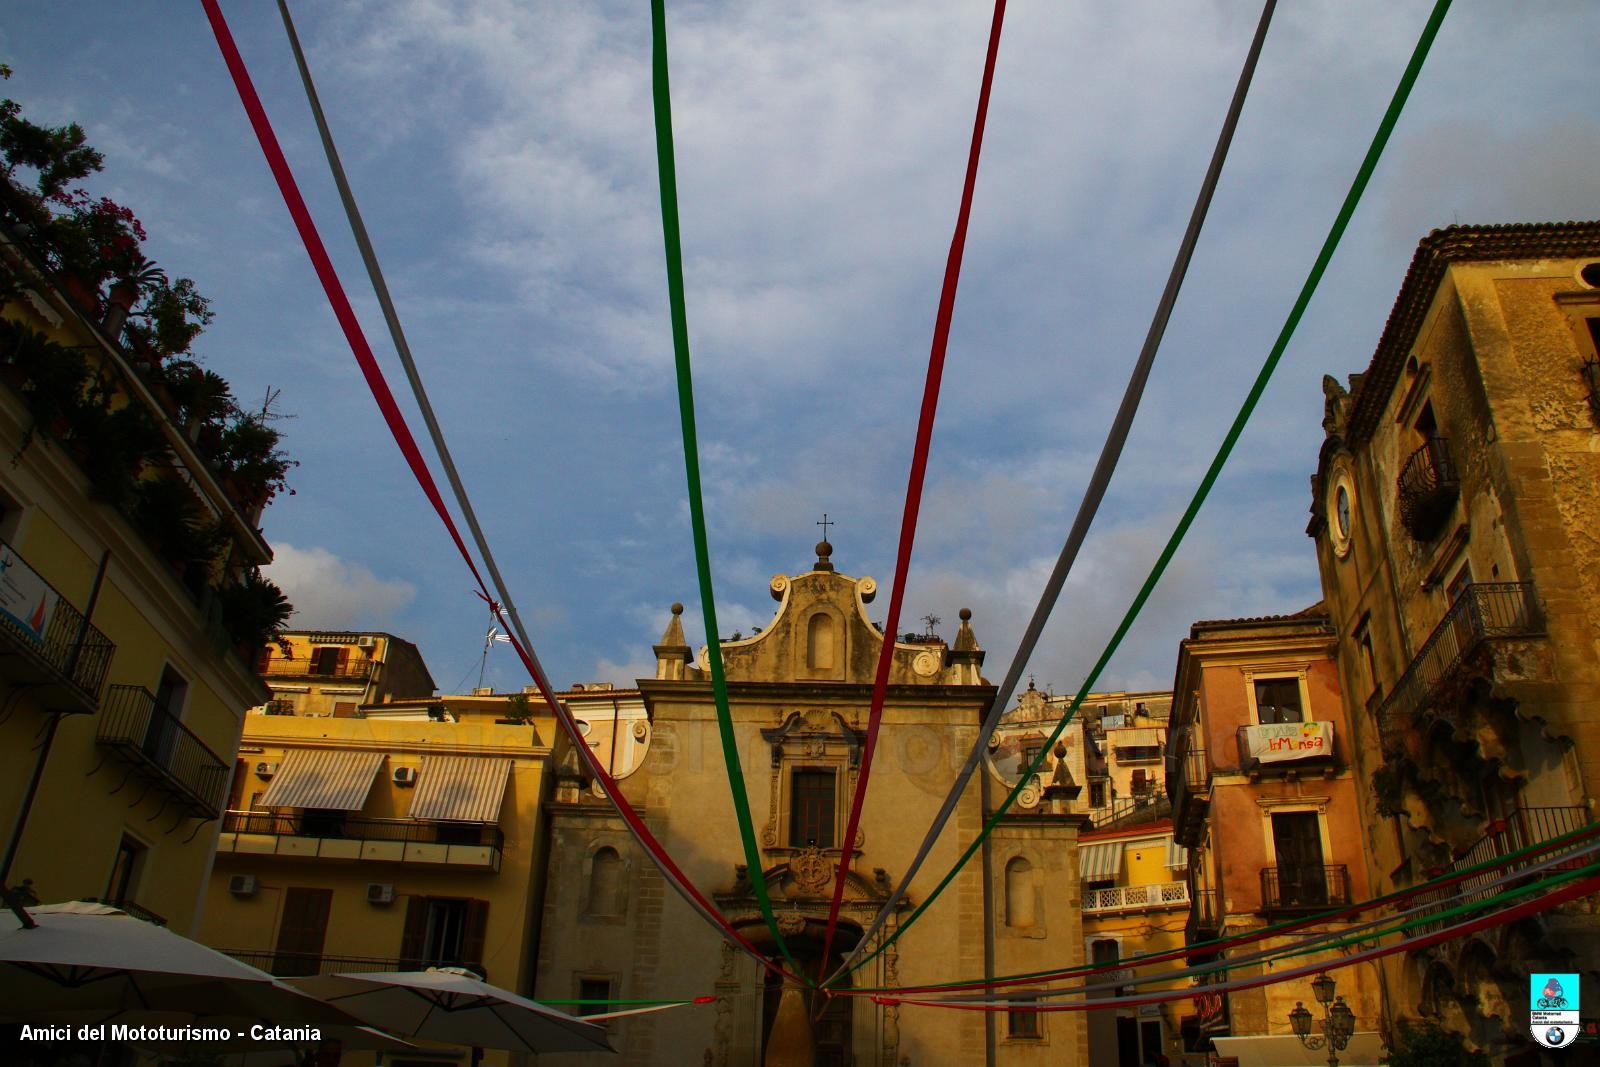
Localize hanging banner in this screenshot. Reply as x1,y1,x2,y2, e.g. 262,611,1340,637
1243,721,1332,764
0,543,59,645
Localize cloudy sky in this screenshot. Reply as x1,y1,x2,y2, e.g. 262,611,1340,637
6,2,1598,699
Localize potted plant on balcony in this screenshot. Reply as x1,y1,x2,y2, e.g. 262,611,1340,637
215,404,295,513
217,567,293,659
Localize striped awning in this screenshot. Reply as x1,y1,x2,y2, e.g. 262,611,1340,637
1079,841,1123,882
1109,727,1163,746
1165,837,1189,869
258,749,384,811
408,756,513,824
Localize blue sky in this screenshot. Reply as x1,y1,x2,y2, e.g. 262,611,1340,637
7,2,1599,698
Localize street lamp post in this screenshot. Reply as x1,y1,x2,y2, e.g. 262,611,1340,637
1289,973,1356,1067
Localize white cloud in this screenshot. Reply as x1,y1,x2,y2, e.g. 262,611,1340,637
264,543,417,630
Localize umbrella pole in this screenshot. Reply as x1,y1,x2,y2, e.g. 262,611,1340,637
471,1047,483,1067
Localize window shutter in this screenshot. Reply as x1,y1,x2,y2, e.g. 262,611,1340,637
256,646,273,674
399,897,428,969
462,899,490,970
337,646,351,674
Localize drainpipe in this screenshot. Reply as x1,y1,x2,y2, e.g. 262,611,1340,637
0,549,112,889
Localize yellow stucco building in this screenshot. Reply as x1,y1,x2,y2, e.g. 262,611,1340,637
0,203,276,936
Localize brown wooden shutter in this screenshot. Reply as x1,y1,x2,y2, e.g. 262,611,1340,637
399,896,428,969
462,899,489,971
333,702,358,718
337,646,351,674
272,888,332,977
226,760,249,810
256,646,273,674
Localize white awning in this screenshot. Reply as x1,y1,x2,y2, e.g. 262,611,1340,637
1079,841,1123,882
1165,837,1188,869
258,749,384,811
408,756,513,824
1210,1033,1385,1066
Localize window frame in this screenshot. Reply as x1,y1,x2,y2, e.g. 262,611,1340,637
786,765,840,850
1243,670,1310,726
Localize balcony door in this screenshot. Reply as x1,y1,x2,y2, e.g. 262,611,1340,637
1271,812,1326,907
272,887,332,976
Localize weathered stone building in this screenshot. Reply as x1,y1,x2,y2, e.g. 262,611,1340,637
534,543,1090,1066
1308,222,1600,1058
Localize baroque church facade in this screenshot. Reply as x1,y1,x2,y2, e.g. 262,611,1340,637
534,543,1090,1066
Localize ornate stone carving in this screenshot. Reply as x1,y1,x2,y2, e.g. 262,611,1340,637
770,574,790,601
777,912,807,936
791,847,833,894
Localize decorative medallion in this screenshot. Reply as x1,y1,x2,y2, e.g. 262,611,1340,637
791,847,833,893
589,779,608,801
632,720,649,741
912,650,941,677
777,913,807,936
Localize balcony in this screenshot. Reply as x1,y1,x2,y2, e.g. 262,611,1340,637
1397,436,1459,541
1236,722,1337,777
1089,792,1171,829
1084,881,1189,914
223,949,483,980
262,656,372,680
1259,864,1350,917
78,897,167,927
1186,888,1223,946
1170,735,1209,846
216,811,504,871
95,684,230,819
0,539,114,713
1373,582,1542,748
1411,805,1591,934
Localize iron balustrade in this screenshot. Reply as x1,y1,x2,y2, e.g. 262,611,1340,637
1083,881,1189,914
1170,732,1210,846
261,656,373,680
222,949,485,979
95,684,230,818
1373,582,1542,747
0,538,114,711
1089,793,1171,829
1187,888,1223,944
1410,805,1590,935
1397,436,1459,540
222,810,504,850
78,897,167,926
1259,864,1350,916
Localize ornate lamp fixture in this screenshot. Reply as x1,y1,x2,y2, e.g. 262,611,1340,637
1289,973,1356,1066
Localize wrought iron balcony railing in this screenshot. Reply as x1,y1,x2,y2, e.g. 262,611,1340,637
95,684,230,819
220,810,504,849
1170,732,1210,846
261,656,373,680
1089,792,1171,829
0,538,115,712
1186,888,1223,946
1397,436,1459,541
1372,582,1542,747
1259,864,1351,917
78,897,167,926
223,949,484,980
1410,805,1591,934
1083,881,1189,914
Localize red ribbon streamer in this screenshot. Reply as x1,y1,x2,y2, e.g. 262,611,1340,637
821,0,1008,970
200,0,796,981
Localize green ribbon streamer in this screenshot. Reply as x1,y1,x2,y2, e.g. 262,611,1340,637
844,0,1454,979
855,817,1598,993
649,0,803,979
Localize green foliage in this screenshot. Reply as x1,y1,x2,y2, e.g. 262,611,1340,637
217,568,293,652
1381,1019,1490,1067
0,66,104,199
137,275,211,356
131,477,225,573
503,692,533,724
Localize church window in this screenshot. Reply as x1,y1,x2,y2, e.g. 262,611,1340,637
806,612,836,670
587,847,625,916
1005,857,1035,928
789,768,836,848
1007,994,1041,1038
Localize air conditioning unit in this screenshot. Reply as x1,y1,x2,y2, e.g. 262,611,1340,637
228,874,258,897
366,883,395,905
392,766,418,786
254,762,278,778
357,635,376,648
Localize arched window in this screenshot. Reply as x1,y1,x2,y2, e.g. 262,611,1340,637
587,847,624,916
807,612,836,670
1005,857,1035,928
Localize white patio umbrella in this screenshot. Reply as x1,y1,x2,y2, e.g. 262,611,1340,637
292,967,614,1062
0,901,358,1028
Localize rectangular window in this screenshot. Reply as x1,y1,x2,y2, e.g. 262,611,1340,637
577,978,613,1018
1140,1019,1164,1065
1089,782,1107,808
1114,745,1163,763
272,887,333,977
1007,995,1041,1039
106,835,144,904
1253,678,1303,724
789,768,837,849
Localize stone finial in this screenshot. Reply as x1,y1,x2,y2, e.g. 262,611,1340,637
654,602,693,680
952,608,979,652
1321,374,1349,437
814,540,834,572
